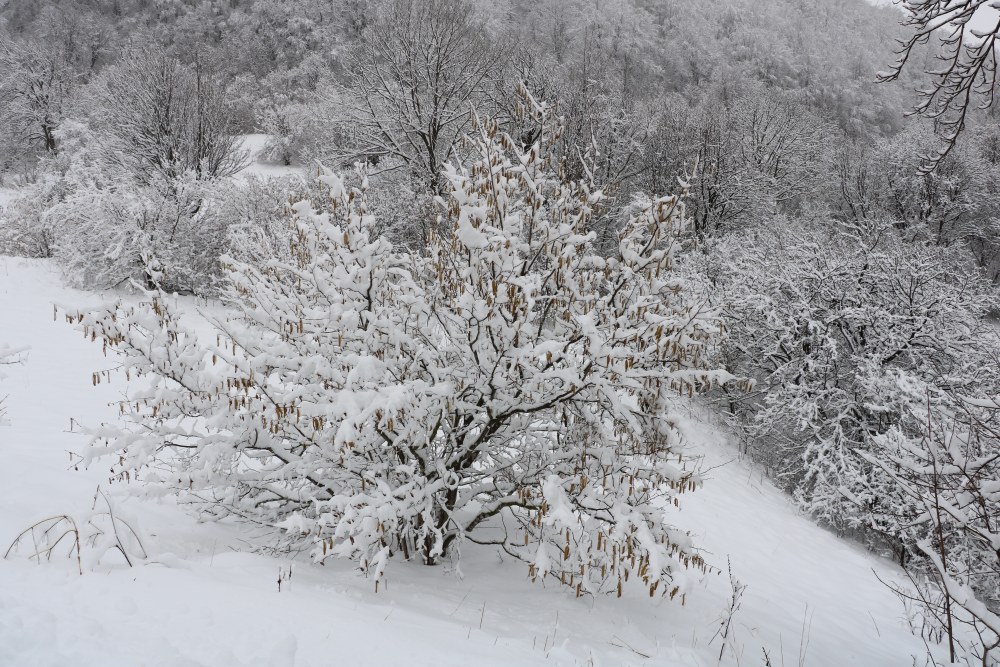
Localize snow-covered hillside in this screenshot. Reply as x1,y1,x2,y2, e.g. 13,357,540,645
0,257,933,666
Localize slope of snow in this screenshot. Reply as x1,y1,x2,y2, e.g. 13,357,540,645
0,256,933,666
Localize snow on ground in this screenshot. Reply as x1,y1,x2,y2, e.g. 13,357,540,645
0,256,934,666
236,134,306,182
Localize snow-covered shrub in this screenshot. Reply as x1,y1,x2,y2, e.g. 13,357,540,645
218,175,306,269
0,186,61,258
51,171,228,294
867,391,1000,665
710,215,1000,556
0,121,95,258
72,92,740,595
14,48,251,294
251,65,333,169
0,127,297,295
0,118,242,295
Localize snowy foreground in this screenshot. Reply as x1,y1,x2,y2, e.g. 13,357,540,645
0,257,931,666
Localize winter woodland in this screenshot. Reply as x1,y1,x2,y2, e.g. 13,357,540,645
4,0,1000,665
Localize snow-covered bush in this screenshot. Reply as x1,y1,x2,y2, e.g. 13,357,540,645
18,47,251,294
72,93,739,595
0,186,62,258
51,171,228,294
0,107,253,296
250,59,335,168
867,391,1000,665
218,175,307,269
0,121,95,258
710,215,1000,556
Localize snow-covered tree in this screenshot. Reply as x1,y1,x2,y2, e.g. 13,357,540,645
0,34,76,181
877,0,1000,168
71,92,739,595
709,214,1000,557
94,48,246,184
0,36,73,155
875,124,993,246
867,390,1000,665
657,86,834,240
331,0,506,194
730,89,831,214
834,123,1000,278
